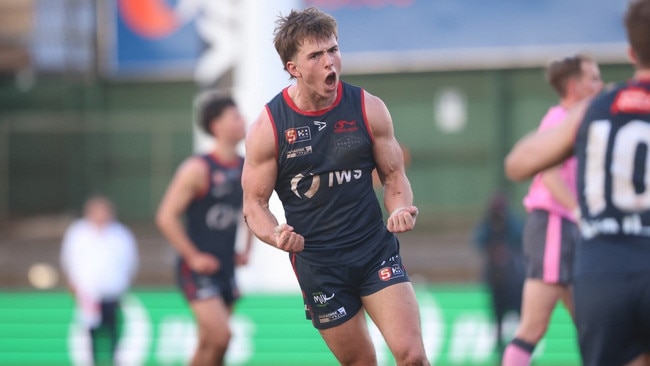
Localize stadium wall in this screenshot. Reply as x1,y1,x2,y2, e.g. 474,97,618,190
0,63,633,229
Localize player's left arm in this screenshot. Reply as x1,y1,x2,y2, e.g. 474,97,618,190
505,100,588,182
364,90,418,233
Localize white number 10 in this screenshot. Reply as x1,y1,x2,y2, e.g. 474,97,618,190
584,120,650,215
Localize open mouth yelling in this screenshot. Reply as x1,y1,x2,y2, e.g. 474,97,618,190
325,72,337,88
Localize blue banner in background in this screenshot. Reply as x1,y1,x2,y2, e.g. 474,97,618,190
305,0,626,52
105,0,201,78
102,0,628,79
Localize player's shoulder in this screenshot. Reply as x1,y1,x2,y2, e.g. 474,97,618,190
246,108,275,147
360,88,388,113
360,87,391,131
183,154,210,169
173,154,210,182
595,81,629,103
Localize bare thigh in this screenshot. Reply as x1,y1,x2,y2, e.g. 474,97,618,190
363,282,429,365
319,308,377,366
624,353,650,366
190,297,232,341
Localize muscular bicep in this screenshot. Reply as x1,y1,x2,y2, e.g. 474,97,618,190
242,110,278,207
374,138,407,186
365,92,406,184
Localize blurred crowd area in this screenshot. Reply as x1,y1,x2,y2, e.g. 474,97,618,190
0,214,482,289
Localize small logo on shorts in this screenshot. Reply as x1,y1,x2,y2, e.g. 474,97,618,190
313,292,335,306
318,307,347,324
378,264,405,281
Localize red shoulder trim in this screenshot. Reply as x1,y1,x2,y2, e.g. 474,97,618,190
360,88,374,144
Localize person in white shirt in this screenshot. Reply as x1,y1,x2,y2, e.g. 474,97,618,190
60,195,139,365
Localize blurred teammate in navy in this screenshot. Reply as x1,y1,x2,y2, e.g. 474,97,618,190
156,93,253,366
505,1,650,364
242,7,428,366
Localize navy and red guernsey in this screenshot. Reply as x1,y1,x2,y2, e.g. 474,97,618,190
574,78,650,276
267,81,388,265
185,153,244,277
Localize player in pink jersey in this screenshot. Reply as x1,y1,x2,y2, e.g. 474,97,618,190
502,54,603,365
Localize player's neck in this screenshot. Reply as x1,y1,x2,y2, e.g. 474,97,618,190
559,97,577,110
634,69,650,82
211,143,239,163
289,84,336,112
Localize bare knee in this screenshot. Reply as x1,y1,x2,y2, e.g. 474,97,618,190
393,347,430,366
336,348,377,366
197,327,231,353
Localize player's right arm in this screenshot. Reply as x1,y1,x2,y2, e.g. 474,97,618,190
242,109,304,253
505,100,589,182
155,157,220,274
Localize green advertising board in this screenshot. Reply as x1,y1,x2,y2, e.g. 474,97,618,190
0,285,579,365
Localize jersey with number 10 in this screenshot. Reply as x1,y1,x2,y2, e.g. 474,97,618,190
574,79,650,275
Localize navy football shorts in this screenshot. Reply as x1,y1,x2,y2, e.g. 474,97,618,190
176,259,239,305
574,271,650,366
292,236,411,330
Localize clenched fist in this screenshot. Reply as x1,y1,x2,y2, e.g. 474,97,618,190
387,206,418,233
274,223,305,253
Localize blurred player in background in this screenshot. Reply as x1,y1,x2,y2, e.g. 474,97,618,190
241,7,429,366
502,53,603,365
60,195,139,365
505,0,650,364
156,93,253,366
473,191,524,355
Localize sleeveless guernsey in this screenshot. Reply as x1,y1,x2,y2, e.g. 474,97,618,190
574,79,650,275
266,81,387,265
185,153,244,277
